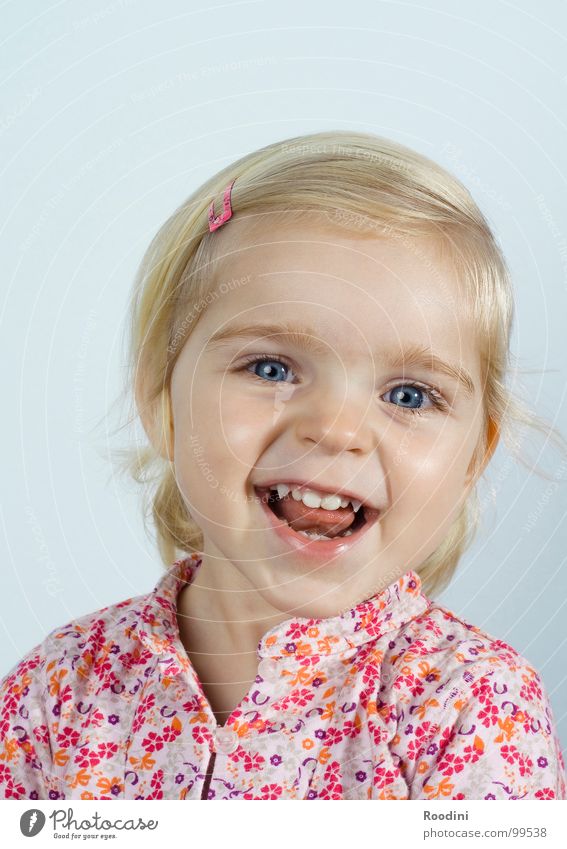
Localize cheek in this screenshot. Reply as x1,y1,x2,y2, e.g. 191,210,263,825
173,385,265,493
385,439,474,569
392,435,474,514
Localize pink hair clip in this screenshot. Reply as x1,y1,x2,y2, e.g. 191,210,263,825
208,179,236,232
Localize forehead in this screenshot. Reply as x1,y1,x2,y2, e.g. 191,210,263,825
201,216,472,353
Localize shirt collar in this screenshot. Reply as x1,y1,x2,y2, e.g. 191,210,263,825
138,553,429,662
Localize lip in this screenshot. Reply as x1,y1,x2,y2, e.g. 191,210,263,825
254,486,380,559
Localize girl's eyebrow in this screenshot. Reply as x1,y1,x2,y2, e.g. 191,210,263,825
206,320,328,355
206,321,476,397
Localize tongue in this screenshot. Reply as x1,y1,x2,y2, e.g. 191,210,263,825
274,494,356,538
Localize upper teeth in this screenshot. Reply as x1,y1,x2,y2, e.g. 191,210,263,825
269,483,362,513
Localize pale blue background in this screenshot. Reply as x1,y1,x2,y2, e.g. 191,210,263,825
2,1,566,754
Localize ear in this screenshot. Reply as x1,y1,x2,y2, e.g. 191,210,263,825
136,375,175,463
465,416,500,487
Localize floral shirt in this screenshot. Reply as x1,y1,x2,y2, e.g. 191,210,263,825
1,552,565,800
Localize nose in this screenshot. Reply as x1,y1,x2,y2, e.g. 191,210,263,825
293,382,376,455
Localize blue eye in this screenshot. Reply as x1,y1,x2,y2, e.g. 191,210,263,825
386,385,428,409
384,383,447,414
243,356,295,383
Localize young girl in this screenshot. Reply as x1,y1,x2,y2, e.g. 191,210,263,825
1,131,566,801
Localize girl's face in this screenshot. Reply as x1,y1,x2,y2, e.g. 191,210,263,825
168,218,486,617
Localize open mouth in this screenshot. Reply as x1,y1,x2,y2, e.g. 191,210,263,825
254,486,377,545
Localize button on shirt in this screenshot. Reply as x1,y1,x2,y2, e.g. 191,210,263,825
1,553,565,800
214,727,239,755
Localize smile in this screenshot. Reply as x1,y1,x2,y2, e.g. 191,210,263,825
254,486,380,557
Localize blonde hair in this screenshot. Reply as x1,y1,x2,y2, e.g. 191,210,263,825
109,130,567,598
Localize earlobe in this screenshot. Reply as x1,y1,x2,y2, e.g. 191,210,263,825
466,416,500,487
485,416,500,463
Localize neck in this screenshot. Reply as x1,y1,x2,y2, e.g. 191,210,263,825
175,551,287,662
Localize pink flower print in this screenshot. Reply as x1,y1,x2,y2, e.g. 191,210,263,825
414,721,435,744
370,723,387,746
57,684,73,705
97,742,118,760
278,688,314,710
500,744,520,765
324,727,344,746
191,725,208,744
323,760,342,782
285,623,306,640
290,688,314,708
33,725,49,745
365,619,387,639
477,703,500,727
372,766,396,790
393,672,413,691
138,693,156,713
362,664,380,686
425,618,444,638
409,721,437,759
182,696,201,714
535,787,556,799
132,715,145,735
393,670,424,697
320,763,344,799
94,660,113,681
243,752,265,773
89,709,105,727
120,649,153,670
4,778,26,799
141,732,164,753
437,753,465,777
408,674,425,698
471,676,493,704
462,736,484,765
520,673,542,704
259,783,283,799
85,624,106,655
321,781,343,799
75,746,101,769
151,768,164,789
343,717,362,739
58,726,80,749
407,738,422,761
437,725,457,756
162,719,182,742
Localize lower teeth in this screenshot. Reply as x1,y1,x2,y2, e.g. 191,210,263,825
297,528,353,540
